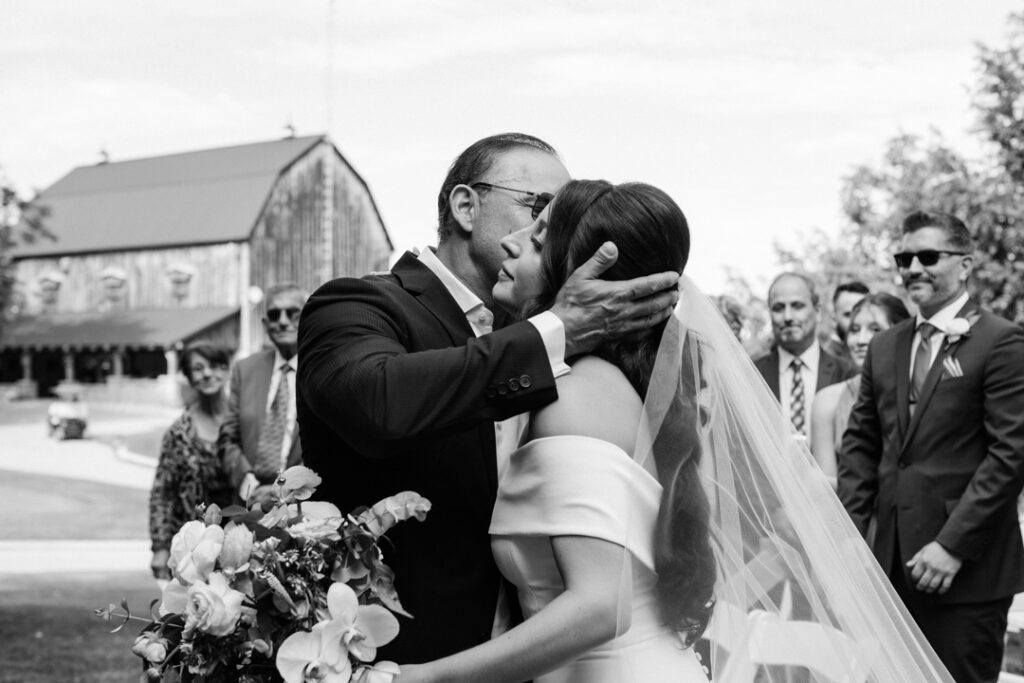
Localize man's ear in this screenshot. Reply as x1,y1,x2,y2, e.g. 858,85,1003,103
448,185,477,237
959,254,974,283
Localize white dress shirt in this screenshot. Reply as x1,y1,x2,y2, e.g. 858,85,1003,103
910,291,970,375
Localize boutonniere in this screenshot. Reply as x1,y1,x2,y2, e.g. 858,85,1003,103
943,313,980,347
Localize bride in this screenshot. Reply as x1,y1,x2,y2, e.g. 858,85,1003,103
395,180,953,683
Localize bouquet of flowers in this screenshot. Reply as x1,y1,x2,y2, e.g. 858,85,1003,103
97,466,430,683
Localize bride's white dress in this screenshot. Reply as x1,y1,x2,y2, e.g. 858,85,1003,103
489,435,708,683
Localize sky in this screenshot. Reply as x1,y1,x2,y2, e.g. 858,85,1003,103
2,1,1021,295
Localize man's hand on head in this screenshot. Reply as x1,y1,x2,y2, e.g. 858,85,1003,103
549,242,680,358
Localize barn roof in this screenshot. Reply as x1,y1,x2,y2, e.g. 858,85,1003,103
0,306,238,350
13,135,387,258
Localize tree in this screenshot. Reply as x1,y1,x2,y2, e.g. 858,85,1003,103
780,11,1024,323
1,171,51,332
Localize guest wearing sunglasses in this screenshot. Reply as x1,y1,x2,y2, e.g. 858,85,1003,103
839,210,1024,683
297,133,681,663
218,281,308,506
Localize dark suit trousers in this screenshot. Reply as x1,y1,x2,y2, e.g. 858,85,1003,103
890,537,1012,683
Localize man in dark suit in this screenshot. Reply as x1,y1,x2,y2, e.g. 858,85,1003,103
297,133,680,663
754,272,854,439
822,280,869,363
839,210,1024,683
219,282,307,505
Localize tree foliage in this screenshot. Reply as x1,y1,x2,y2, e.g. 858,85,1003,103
1,172,51,331
781,11,1024,323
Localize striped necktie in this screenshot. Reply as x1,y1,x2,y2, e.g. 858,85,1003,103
910,322,937,412
253,364,290,481
789,357,806,435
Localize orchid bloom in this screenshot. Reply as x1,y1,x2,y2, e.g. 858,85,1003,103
327,582,399,662
276,582,399,683
277,621,352,683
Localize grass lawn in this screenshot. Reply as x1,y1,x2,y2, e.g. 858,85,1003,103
0,571,161,682
0,470,148,540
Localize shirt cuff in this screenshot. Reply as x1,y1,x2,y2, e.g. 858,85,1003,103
528,311,571,379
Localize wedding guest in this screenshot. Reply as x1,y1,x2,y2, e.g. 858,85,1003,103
713,294,746,340
219,282,307,508
839,210,1024,682
753,272,854,441
148,341,234,582
823,281,869,362
811,293,909,486
297,133,680,663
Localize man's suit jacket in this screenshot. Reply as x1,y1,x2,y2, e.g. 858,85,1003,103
296,252,558,663
838,301,1024,604
753,344,854,400
219,348,303,488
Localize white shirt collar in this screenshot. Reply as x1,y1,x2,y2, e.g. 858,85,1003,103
417,247,486,316
778,342,820,372
273,349,297,372
916,291,970,332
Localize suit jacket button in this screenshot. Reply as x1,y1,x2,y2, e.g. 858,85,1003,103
508,377,520,391
519,375,532,388
485,387,497,399
497,382,509,396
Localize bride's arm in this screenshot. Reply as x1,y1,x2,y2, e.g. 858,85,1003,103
396,534,631,683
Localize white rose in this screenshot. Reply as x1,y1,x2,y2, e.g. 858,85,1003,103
168,520,224,584
184,572,245,636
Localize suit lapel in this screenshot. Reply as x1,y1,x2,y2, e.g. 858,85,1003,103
766,348,781,399
247,351,274,445
894,322,913,442
816,346,838,392
392,252,474,345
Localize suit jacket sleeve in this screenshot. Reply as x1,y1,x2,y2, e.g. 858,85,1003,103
837,348,881,538
935,323,1024,560
297,277,558,451
217,361,252,489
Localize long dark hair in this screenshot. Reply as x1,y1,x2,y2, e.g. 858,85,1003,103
849,292,911,327
529,179,714,645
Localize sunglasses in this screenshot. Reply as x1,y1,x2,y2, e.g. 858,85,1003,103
470,182,554,220
266,307,301,323
893,250,968,268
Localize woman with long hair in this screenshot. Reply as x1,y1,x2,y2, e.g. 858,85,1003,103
395,181,951,683
395,180,709,682
811,293,910,486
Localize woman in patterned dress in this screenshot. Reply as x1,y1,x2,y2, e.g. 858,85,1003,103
148,341,234,582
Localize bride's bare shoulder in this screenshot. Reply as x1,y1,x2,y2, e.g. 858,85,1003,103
529,355,641,452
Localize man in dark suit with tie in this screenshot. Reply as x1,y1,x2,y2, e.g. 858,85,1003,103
296,133,680,663
754,272,854,439
218,282,307,505
839,210,1024,683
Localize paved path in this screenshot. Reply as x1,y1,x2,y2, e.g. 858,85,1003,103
0,401,175,573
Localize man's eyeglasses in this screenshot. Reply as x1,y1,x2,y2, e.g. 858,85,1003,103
266,307,301,323
470,182,553,220
893,250,968,268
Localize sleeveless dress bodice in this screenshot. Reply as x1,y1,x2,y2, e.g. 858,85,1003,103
489,436,707,683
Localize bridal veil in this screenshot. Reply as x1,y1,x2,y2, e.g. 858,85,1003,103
626,275,953,682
